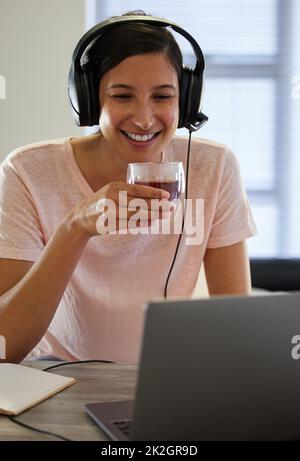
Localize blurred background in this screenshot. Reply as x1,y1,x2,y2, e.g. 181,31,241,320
0,0,299,260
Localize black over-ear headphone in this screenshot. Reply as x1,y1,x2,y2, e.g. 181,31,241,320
68,14,208,132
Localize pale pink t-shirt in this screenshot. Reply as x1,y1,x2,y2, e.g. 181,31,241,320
0,135,257,363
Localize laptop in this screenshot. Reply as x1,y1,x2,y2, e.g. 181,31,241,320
86,292,300,441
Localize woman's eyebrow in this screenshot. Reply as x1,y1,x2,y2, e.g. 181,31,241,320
153,84,177,90
106,84,177,90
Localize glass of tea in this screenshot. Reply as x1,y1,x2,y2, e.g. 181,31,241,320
126,162,185,201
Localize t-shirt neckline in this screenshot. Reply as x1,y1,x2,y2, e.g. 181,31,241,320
64,136,94,197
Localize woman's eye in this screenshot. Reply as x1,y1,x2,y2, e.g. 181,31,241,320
154,95,174,100
110,94,174,101
112,94,131,100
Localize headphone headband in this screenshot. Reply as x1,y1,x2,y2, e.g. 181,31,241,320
72,15,205,76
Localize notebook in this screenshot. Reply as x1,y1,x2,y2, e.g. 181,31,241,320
86,292,300,441
0,363,76,415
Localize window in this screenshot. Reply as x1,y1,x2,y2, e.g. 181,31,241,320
86,0,300,257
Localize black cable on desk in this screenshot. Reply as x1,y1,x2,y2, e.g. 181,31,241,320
7,415,72,441
42,359,113,372
7,360,113,441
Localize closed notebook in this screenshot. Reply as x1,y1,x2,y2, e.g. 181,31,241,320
0,363,76,415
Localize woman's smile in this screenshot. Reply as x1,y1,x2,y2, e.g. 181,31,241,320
120,129,163,148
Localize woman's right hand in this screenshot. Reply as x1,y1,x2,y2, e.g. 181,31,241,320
64,181,174,239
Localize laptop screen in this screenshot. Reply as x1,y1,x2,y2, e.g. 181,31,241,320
130,292,300,440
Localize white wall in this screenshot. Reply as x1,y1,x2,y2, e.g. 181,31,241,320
0,0,86,161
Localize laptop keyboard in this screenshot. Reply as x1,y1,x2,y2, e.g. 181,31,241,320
112,419,132,437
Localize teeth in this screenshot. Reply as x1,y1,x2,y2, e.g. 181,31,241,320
124,131,156,142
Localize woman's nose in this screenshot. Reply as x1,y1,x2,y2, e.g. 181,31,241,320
131,102,155,130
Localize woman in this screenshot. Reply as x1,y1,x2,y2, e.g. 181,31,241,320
0,12,257,364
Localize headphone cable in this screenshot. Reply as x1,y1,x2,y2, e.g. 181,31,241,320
7,415,72,442
164,130,192,298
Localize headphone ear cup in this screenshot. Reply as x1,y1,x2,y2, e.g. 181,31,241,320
68,64,88,126
178,67,193,129
189,73,202,123
178,67,205,131
83,63,100,126
68,62,100,126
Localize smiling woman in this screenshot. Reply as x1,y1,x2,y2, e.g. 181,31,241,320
0,10,256,364
97,52,179,165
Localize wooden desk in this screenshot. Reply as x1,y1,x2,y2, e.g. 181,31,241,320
0,361,137,441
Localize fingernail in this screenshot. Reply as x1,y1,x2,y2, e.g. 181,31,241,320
160,191,170,199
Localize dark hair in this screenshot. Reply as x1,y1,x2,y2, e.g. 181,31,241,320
83,10,183,88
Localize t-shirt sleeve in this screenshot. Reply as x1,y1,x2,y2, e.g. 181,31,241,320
0,159,45,261
206,148,257,249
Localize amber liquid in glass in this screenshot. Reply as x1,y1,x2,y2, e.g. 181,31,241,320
135,180,180,201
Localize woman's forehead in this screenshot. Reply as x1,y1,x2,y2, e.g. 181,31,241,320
101,53,179,87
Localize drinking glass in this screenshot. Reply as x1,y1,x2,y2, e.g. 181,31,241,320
126,162,185,201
